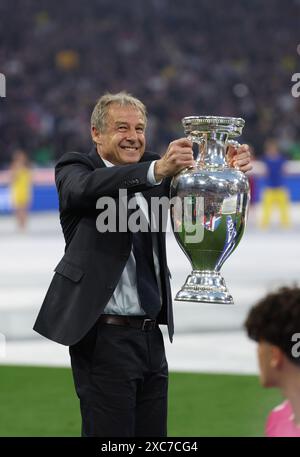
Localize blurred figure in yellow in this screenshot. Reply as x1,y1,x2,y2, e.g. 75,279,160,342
260,138,291,229
10,150,32,230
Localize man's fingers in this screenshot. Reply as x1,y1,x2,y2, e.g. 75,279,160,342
175,147,194,154
239,163,253,172
178,159,195,166
167,145,194,167
233,158,253,172
228,144,250,155
235,152,251,161
170,138,193,148
235,157,251,165
235,144,250,153
239,144,250,151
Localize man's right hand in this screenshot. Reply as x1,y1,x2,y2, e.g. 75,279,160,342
154,138,195,181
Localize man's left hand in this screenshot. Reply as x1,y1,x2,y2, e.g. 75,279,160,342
227,144,252,173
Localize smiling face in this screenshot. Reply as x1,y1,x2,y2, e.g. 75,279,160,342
91,103,146,165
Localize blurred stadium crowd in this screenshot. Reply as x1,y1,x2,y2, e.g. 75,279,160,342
0,0,300,167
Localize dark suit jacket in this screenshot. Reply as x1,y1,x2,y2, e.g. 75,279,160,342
33,147,174,346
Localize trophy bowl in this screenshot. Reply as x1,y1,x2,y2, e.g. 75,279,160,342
170,116,250,304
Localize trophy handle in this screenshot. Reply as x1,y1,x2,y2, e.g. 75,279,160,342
187,134,206,168
226,139,241,170
187,134,205,148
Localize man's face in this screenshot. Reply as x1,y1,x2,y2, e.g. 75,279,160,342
92,104,146,165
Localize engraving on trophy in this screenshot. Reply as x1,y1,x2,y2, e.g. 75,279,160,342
170,116,250,304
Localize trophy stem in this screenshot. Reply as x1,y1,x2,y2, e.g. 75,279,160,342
175,270,234,305
191,132,229,170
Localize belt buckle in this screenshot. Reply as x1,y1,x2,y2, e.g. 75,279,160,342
142,319,155,331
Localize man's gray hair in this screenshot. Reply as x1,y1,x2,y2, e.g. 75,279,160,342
91,91,147,132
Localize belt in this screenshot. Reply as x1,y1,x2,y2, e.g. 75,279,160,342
99,315,158,332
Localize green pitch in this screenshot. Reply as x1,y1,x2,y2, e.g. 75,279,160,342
0,366,281,436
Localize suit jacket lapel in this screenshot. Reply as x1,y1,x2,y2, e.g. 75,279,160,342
88,146,106,169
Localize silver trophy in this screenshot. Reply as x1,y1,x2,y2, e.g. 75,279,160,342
170,116,250,304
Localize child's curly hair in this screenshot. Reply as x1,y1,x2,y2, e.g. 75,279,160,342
245,286,300,366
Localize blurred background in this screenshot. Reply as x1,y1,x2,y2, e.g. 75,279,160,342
0,0,300,437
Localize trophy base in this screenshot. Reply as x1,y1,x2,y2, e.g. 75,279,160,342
175,270,234,304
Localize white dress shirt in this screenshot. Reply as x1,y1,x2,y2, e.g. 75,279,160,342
101,158,162,316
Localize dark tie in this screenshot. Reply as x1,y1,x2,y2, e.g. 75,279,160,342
132,230,161,319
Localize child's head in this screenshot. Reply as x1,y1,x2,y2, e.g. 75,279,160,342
264,138,280,157
12,149,29,166
245,287,300,388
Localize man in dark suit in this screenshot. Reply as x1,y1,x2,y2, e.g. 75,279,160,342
34,92,252,437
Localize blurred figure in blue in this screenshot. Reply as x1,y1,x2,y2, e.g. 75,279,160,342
260,138,291,229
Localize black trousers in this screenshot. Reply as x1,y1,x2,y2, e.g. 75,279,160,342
69,320,168,437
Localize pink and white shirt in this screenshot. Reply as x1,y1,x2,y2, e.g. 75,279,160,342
266,400,300,437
